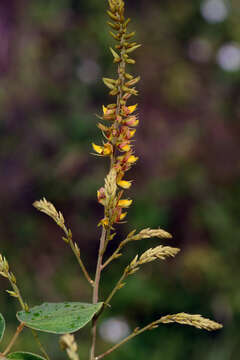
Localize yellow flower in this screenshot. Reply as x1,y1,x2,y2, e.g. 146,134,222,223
128,129,136,138
117,179,132,189
102,105,107,114
118,199,132,208
128,104,138,114
92,143,103,154
92,143,113,156
128,155,138,163
120,212,127,220
119,143,131,152
98,217,109,227
102,143,113,156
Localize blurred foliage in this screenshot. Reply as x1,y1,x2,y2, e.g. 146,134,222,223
0,0,240,359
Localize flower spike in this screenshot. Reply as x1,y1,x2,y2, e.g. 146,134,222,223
93,0,141,227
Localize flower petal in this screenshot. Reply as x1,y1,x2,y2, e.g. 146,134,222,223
117,180,132,189
118,199,132,208
128,104,138,114
92,143,103,154
128,155,138,163
102,105,107,114
120,212,127,220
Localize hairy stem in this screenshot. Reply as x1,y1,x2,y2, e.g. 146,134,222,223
9,279,50,360
3,323,25,356
104,270,127,308
90,227,107,360
31,329,50,360
68,236,94,286
96,320,160,359
90,2,131,358
102,239,128,269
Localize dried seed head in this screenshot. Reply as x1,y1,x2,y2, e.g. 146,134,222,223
0,254,9,276
128,228,173,241
33,198,66,231
139,246,180,264
160,313,223,331
60,334,79,360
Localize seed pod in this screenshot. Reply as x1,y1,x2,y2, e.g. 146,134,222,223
126,58,136,64
125,75,140,86
123,18,131,28
122,86,138,96
107,21,120,30
109,88,119,96
108,0,116,12
107,10,119,21
124,31,135,40
109,31,120,41
125,73,133,80
126,44,141,54
103,77,117,89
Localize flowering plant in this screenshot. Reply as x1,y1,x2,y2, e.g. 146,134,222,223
0,1,222,360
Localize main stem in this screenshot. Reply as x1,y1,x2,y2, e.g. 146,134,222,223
90,227,107,360
90,12,127,359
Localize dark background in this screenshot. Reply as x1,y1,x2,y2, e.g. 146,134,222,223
0,0,239,359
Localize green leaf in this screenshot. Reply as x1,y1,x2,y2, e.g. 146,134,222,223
7,352,46,360
16,302,103,334
0,313,5,343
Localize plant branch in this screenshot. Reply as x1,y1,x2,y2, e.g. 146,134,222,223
3,323,25,356
31,329,50,360
90,227,107,360
33,198,93,287
3,265,50,360
67,233,94,287
104,270,127,308
95,320,160,359
102,239,128,269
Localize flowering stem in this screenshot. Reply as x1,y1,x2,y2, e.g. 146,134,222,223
90,227,107,360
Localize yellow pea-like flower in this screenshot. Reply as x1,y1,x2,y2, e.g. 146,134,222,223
120,212,127,220
118,199,132,208
120,143,131,152
129,129,136,138
128,104,138,114
102,143,113,155
117,180,132,189
92,143,103,154
92,143,112,156
127,155,138,163
98,217,109,227
102,105,108,114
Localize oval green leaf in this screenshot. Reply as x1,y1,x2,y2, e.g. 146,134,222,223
16,302,103,334
0,313,6,343
7,352,46,360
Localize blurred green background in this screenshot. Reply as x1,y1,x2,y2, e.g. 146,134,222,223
0,0,239,359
